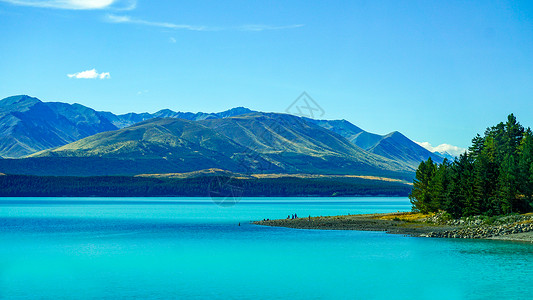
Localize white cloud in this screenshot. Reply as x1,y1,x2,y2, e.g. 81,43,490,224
98,72,110,79
169,37,176,43
106,14,304,32
0,0,135,10
67,69,110,79
416,141,466,157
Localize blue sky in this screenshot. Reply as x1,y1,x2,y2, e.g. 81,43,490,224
1,0,533,152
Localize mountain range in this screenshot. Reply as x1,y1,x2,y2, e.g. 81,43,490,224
0,95,447,178
0,95,252,158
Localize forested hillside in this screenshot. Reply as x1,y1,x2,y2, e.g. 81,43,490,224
0,174,412,197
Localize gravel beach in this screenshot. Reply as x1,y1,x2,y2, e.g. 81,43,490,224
253,212,533,243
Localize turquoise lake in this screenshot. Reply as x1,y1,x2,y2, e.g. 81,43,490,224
0,197,532,299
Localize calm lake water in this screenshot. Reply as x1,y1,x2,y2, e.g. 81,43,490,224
0,197,532,299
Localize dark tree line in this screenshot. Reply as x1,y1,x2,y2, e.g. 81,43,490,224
409,114,533,217
0,174,412,197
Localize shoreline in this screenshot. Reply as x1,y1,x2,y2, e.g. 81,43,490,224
253,212,533,243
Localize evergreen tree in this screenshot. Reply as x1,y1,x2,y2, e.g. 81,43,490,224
429,159,451,212
473,136,498,215
504,113,524,155
518,129,533,211
445,156,466,218
409,157,436,213
485,122,506,162
498,154,518,214
455,153,477,217
469,134,484,159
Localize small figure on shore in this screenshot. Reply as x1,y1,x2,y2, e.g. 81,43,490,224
295,213,298,219
287,215,291,219
308,215,311,221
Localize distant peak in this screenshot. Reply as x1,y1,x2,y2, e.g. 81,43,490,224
0,95,42,113
216,107,254,117
415,141,467,157
0,95,41,105
221,107,253,113
151,108,177,117
384,131,404,138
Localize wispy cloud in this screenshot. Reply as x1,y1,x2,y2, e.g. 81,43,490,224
237,24,304,31
106,14,304,32
169,37,176,43
0,0,136,10
106,14,214,31
416,141,466,157
67,69,110,79
2,2,302,32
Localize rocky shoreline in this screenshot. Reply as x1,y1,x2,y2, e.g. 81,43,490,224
253,212,533,243
423,214,533,240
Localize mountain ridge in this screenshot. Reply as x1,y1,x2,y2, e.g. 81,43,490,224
305,118,444,168
0,95,447,178
28,114,413,178
0,95,117,158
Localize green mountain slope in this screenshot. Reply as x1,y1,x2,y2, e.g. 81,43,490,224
307,118,444,167
31,118,279,174
19,114,413,177
201,113,412,175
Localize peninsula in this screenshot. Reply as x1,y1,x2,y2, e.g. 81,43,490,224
253,212,533,242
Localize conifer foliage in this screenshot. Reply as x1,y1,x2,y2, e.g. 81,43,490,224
409,114,533,217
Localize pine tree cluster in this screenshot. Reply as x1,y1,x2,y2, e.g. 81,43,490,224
409,114,533,218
